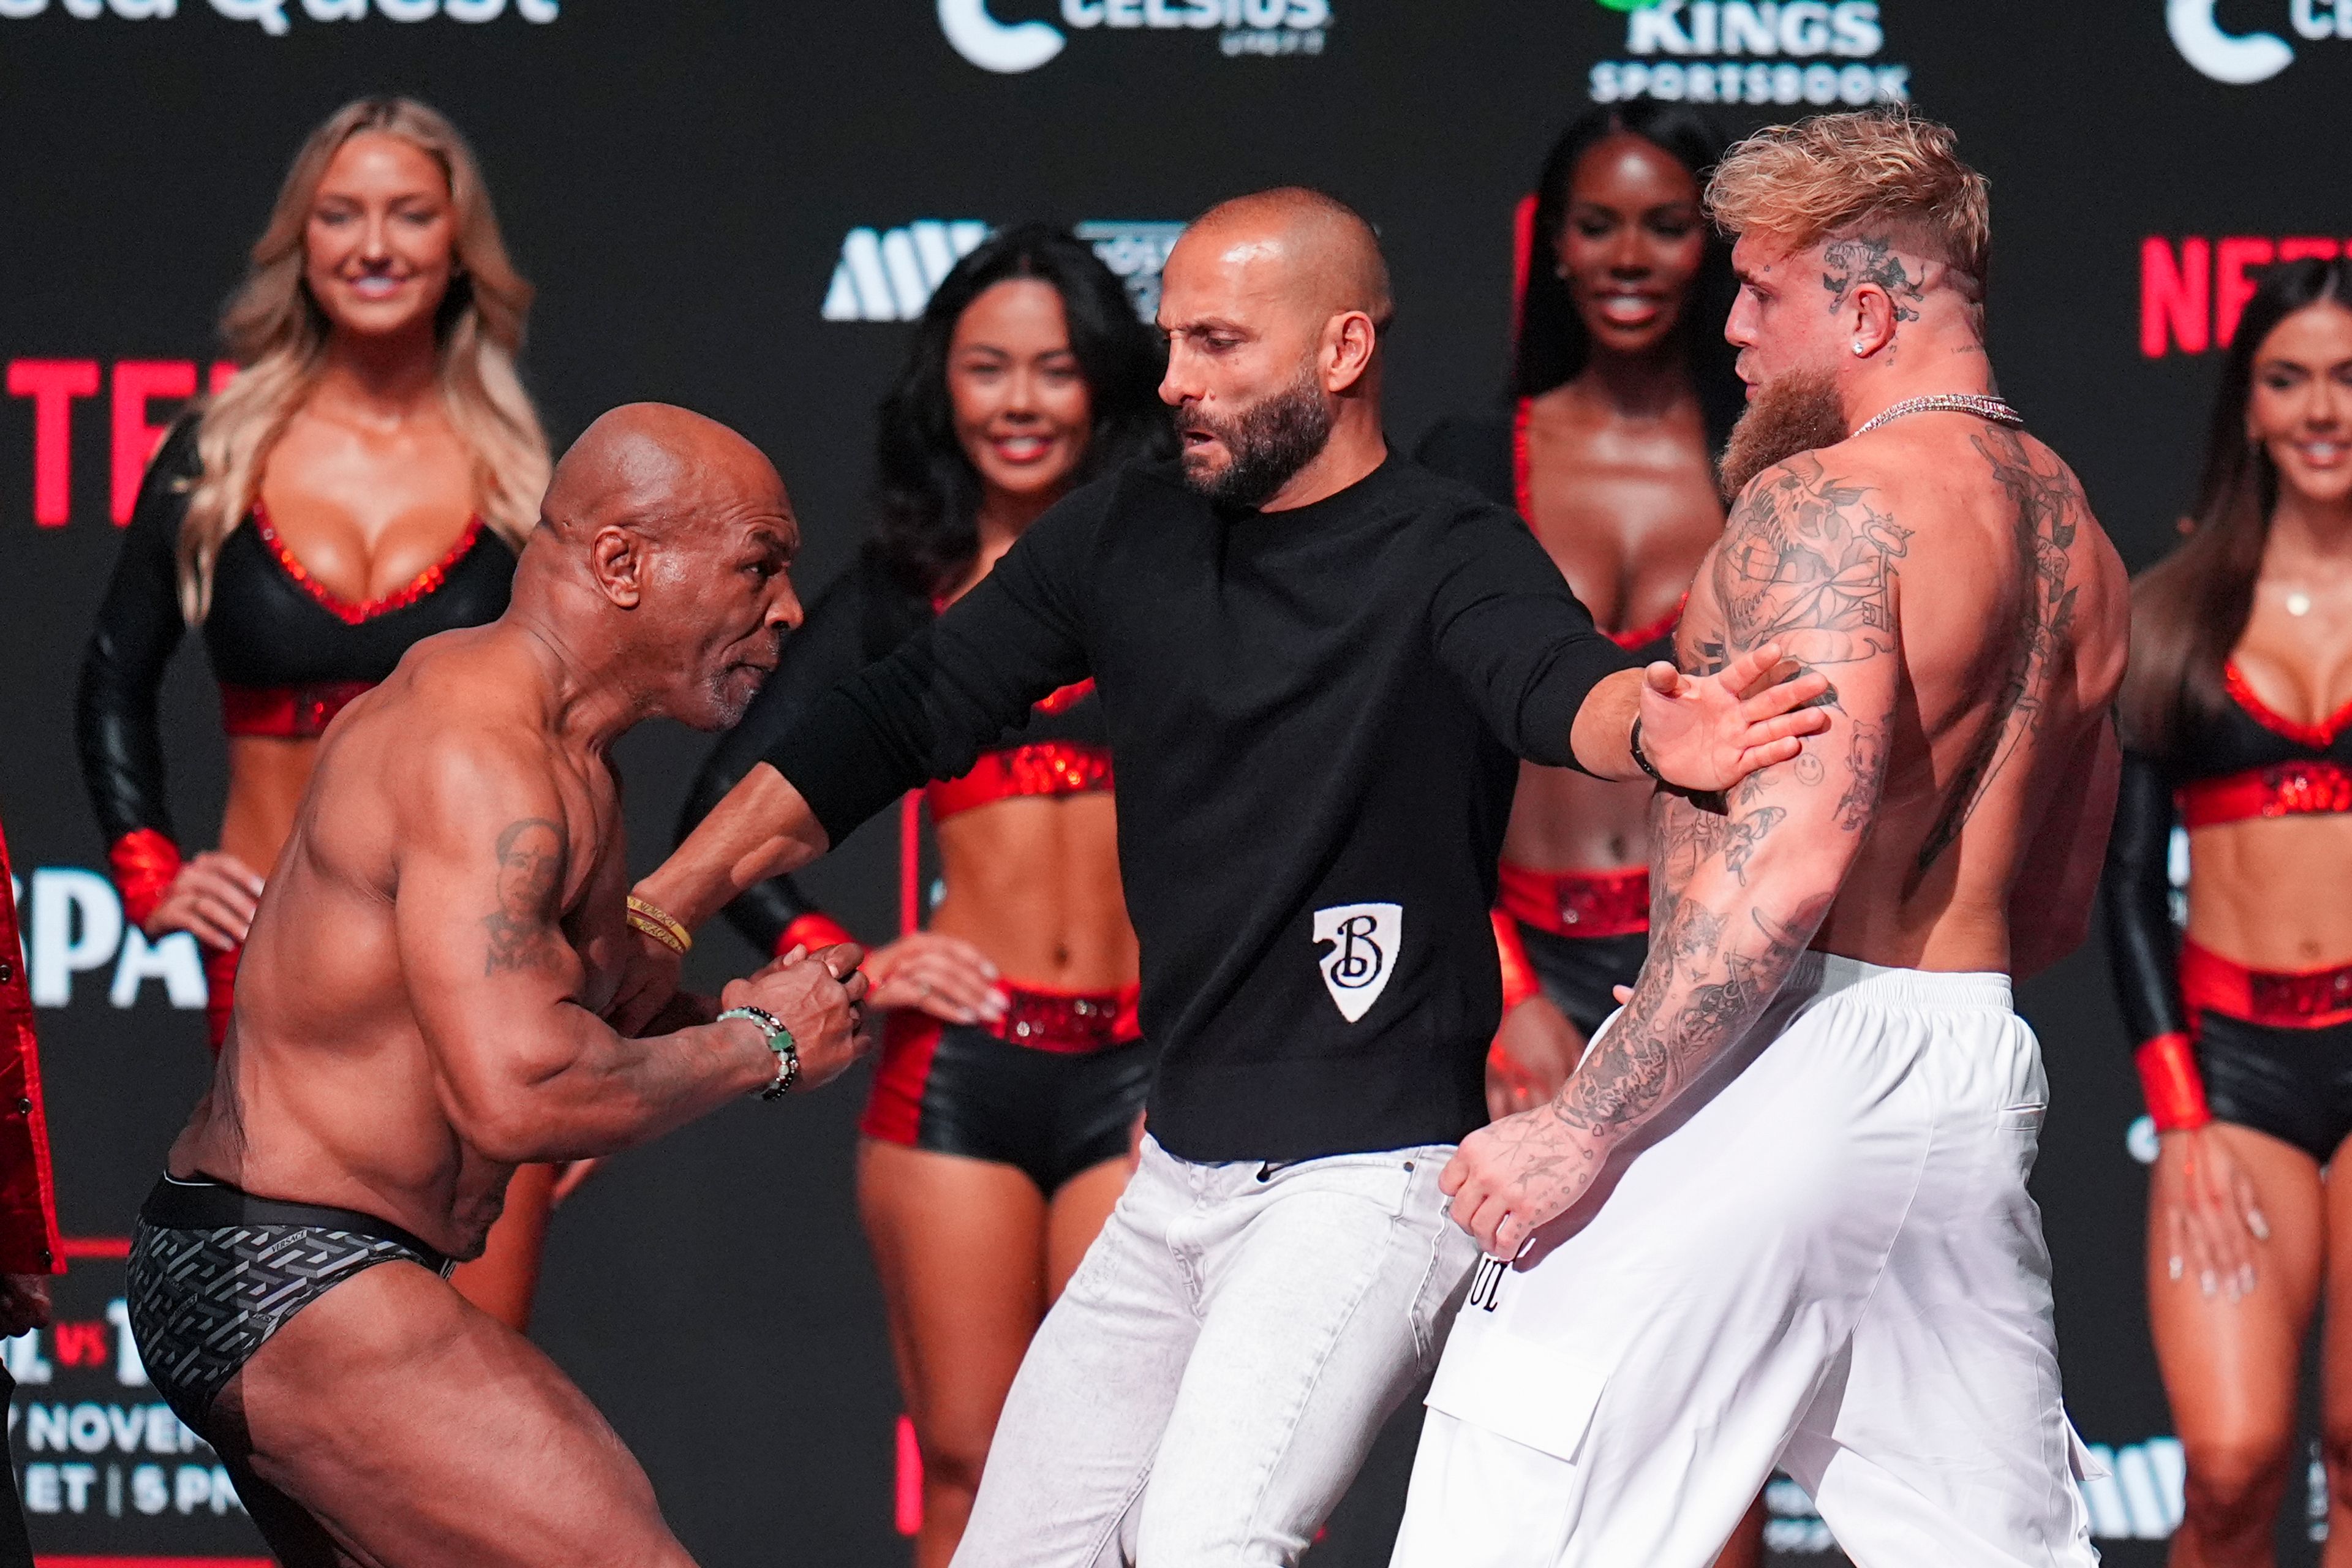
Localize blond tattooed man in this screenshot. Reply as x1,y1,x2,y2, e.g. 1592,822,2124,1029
1394,111,2128,1567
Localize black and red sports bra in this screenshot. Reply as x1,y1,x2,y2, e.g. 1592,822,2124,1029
2100,659,2352,1059
75,415,516,921
679,546,1115,956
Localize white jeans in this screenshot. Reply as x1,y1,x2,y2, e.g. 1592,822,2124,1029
953,1134,1479,1567
1393,956,2102,1568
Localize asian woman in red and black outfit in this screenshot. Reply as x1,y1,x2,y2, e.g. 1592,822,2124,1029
680,224,1169,1567
74,99,561,1331
2103,257,2352,1567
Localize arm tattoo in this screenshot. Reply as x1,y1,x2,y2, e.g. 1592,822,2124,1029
483,818,567,976
1822,236,1924,323
1911,429,2085,876
1716,456,1910,673
1556,458,1901,1150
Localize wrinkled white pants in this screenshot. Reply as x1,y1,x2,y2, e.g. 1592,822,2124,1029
1392,954,2101,1568
954,1134,1479,1567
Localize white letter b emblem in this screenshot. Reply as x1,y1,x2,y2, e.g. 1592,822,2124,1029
1313,903,1401,1023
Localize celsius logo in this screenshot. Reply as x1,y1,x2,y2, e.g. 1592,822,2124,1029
2166,0,2351,85
937,0,1331,75
824,220,1185,323
0,0,554,27
1588,1,1910,106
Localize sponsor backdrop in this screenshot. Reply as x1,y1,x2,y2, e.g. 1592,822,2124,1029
0,1,2340,1561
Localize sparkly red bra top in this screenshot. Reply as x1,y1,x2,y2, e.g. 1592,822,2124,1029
2174,663,2352,829
208,503,514,738
924,677,1115,824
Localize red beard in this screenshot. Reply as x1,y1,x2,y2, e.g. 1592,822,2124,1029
1718,369,1849,503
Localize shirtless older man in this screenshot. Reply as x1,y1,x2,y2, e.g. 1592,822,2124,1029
126,404,870,1568
1401,111,2128,1566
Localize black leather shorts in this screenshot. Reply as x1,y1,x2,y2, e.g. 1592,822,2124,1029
2196,1010,2352,1164
1518,924,1650,1041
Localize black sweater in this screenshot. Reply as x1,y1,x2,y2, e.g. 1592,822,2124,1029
767,454,1635,1161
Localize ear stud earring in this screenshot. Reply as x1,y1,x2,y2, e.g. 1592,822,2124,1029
1853,342,1868,356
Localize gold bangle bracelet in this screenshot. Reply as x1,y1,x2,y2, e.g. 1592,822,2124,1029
626,895,692,956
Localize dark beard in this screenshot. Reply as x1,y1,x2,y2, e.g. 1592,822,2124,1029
1718,369,1849,502
1176,364,1336,509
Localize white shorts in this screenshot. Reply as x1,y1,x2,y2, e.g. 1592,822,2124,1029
1392,954,2101,1568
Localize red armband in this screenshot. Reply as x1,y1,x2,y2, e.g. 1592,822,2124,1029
1491,909,1539,1014
109,827,182,930
777,913,859,958
2135,1031,2211,1134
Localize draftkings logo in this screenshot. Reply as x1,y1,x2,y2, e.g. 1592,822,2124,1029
1587,1,1911,106
0,0,554,31
823,220,1185,323
2166,0,2351,86
937,0,1330,74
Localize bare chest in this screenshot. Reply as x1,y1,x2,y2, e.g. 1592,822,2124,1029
2236,594,2352,727
260,413,479,605
1521,414,1720,632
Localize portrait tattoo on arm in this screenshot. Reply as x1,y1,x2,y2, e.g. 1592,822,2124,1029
483,818,567,976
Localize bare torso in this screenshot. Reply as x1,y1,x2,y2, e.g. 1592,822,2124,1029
2185,586,2352,970
928,552,1138,991
217,405,481,877
171,626,627,1257
1509,381,1722,870
1668,415,2129,970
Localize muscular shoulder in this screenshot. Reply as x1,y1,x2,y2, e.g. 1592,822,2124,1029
1710,453,1910,666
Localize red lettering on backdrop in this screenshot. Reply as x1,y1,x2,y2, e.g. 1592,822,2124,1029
51,1320,108,1368
6,358,101,527
2141,238,2209,358
112,360,197,525
2214,238,2277,351
2143,236,2351,358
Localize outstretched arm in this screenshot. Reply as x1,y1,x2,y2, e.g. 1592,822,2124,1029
1444,455,1907,1257
396,732,865,1166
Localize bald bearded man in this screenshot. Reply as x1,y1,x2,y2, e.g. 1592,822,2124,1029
636,190,1829,1565
126,405,870,1568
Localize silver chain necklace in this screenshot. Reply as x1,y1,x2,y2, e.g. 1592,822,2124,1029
1852,393,2024,439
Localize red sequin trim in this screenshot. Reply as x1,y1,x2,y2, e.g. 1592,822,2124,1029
251,503,486,626
108,829,182,931
2181,936,2352,1030
978,981,1142,1054
220,679,376,739
2177,760,2352,829
926,742,1114,824
2224,661,2352,751
1496,861,1651,939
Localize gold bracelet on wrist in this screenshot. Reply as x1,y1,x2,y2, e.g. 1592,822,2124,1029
626,895,692,956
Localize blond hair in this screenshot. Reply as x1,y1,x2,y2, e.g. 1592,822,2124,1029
179,97,550,622
1705,108,1990,296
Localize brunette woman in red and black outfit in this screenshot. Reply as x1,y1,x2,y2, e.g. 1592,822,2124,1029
74,99,560,1331
681,224,1169,1567
2103,257,2352,1567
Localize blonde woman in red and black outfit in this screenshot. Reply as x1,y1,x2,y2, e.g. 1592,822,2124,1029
2103,257,2352,1566
681,224,1170,1567
74,98,561,1331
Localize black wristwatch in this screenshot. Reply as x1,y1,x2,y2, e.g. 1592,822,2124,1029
718,1005,799,1099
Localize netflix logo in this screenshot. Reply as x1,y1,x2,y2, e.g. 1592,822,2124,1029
2141,235,2352,358
4,356,232,527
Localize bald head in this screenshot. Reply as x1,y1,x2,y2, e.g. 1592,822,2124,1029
542,402,785,543
1177,187,1392,327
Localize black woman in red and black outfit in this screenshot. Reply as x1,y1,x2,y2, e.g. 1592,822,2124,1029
1416,103,1741,1111
680,224,1169,1567
2103,257,2352,1567
74,99,561,1332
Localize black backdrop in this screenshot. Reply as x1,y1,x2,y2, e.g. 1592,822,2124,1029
0,2,2341,1561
